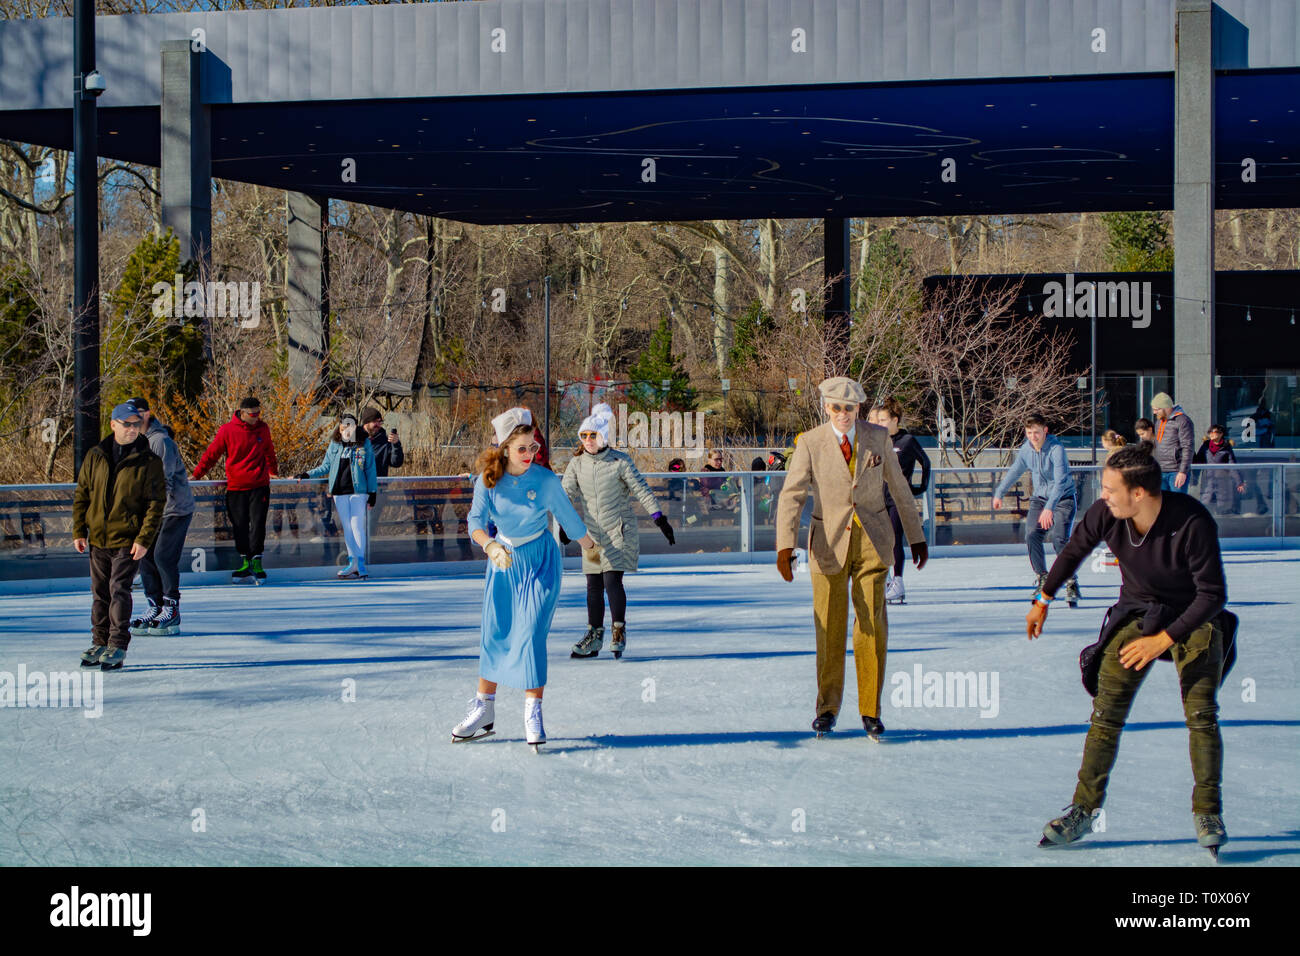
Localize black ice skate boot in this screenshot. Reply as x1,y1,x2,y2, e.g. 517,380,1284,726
571,626,603,659
812,712,836,737
862,715,886,741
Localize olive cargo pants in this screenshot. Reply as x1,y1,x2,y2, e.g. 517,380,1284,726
1073,615,1225,815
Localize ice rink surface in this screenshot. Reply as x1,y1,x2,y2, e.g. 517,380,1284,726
1,552,1296,866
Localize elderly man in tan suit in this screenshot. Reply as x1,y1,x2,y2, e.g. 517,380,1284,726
776,377,928,739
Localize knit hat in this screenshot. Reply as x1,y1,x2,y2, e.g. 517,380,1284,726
491,407,532,445
578,403,615,446
817,376,867,405
239,396,261,410
340,412,358,427
1151,392,1174,410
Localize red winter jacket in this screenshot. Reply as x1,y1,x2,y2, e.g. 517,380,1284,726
192,411,279,490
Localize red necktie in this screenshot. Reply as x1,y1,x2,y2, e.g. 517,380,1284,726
840,434,852,465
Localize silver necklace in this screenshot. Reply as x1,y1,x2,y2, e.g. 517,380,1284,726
1126,517,1152,548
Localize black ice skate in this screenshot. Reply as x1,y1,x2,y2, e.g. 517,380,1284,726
571,626,603,659
231,556,253,583
812,712,836,738
1064,577,1080,608
862,715,886,741
99,647,127,671
80,645,108,667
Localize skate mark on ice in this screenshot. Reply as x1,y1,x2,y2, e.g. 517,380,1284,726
125,652,479,674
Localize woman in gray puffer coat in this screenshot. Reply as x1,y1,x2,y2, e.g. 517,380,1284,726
561,403,675,659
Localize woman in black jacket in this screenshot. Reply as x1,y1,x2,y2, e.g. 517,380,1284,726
868,398,931,605
1192,424,1245,516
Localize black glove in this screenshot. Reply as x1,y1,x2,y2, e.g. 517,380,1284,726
367,492,376,508
559,527,571,545
911,541,929,571
654,514,675,545
294,472,310,480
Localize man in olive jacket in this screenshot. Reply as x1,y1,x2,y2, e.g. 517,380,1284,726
775,377,928,739
72,403,166,670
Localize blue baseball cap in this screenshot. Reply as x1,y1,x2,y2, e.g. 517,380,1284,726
111,402,141,422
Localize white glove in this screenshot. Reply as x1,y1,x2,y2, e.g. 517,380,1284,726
484,539,513,570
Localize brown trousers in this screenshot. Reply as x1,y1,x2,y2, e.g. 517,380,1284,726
89,544,141,650
810,521,889,718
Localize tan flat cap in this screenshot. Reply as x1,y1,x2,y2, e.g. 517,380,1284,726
817,376,867,404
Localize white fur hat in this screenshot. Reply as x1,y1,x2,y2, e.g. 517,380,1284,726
579,403,615,446
491,406,533,445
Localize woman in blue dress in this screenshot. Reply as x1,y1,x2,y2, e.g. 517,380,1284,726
452,407,593,749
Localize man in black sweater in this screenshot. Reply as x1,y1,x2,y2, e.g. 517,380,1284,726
1026,442,1234,857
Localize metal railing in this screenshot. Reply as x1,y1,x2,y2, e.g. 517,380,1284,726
2,463,1296,582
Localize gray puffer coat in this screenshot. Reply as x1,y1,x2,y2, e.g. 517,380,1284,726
561,446,663,573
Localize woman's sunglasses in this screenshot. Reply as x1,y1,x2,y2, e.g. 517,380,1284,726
512,442,542,454
579,431,599,440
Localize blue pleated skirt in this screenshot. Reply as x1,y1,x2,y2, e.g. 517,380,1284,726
478,533,562,689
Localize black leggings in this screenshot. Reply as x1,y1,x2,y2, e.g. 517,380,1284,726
586,571,626,627
886,500,905,578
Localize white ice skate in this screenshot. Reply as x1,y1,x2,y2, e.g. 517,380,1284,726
451,695,495,742
885,575,905,605
524,697,546,752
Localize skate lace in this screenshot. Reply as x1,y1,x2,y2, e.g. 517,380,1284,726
462,697,486,724
578,629,601,650
525,702,544,735
1195,813,1224,833
1059,804,1090,830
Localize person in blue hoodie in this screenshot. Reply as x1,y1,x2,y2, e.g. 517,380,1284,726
992,413,1080,603
296,412,378,579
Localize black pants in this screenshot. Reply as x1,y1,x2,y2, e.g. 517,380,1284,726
885,500,906,577
226,487,270,557
586,571,626,627
89,544,141,650
139,512,193,604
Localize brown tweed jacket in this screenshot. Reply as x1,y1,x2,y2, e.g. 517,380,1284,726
775,421,925,575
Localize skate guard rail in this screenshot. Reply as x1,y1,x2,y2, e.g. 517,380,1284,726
1,464,1297,589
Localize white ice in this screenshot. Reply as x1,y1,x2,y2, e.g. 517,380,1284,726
1,552,1296,865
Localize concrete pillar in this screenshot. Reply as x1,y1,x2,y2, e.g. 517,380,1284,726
286,192,330,393
823,218,852,377
1173,0,1215,433
160,39,211,268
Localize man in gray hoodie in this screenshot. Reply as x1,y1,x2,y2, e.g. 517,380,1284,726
128,397,195,637
1151,392,1195,493
993,413,1080,602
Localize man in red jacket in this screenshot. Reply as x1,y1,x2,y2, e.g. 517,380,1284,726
192,396,279,582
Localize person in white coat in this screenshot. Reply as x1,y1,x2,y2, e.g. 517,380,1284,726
561,403,675,660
